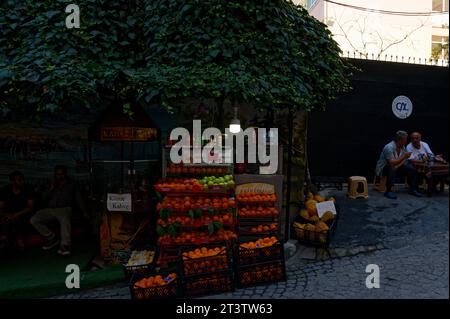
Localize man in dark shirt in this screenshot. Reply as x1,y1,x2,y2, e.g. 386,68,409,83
30,165,86,256
0,171,35,250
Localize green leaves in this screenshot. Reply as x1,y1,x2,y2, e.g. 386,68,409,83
167,222,181,238
0,0,147,118
159,207,173,221
0,0,352,118
209,49,221,58
208,221,223,235
156,225,166,236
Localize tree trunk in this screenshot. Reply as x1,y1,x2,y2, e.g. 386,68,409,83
287,109,308,227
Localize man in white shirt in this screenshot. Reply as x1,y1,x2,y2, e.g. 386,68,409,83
406,132,444,162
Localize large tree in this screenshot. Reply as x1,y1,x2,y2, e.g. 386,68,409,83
1,0,353,236
1,0,351,119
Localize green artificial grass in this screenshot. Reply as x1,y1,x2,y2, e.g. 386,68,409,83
0,242,125,299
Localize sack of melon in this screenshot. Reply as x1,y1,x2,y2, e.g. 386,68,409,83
298,191,336,226
293,191,337,244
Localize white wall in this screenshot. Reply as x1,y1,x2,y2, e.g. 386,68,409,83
294,0,449,62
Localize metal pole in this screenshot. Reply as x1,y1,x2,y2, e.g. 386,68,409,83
120,141,124,189
88,140,93,198
285,106,293,243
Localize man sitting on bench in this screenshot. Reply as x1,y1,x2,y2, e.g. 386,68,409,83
0,171,35,251
375,131,422,199
407,131,447,193
406,132,445,163
30,165,86,256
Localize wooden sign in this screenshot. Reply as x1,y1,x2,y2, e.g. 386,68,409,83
235,182,275,195
101,127,157,141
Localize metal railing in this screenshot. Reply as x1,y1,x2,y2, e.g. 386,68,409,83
340,50,449,67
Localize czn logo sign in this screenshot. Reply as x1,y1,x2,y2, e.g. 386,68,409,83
392,95,413,119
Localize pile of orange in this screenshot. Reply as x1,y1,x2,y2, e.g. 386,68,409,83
158,213,233,228
167,165,228,175
134,273,177,289
238,206,278,218
154,178,203,192
249,223,278,233
209,213,233,225
157,196,236,212
158,230,237,245
236,192,276,203
182,247,228,275
157,215,191,227
209,230,238,242
240,237,278,249
182,246,225,260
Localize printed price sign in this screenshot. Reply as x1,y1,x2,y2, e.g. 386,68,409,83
107,193,132,212
235,183,275,194
316,200,337,218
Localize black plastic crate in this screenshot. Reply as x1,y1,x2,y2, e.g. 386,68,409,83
237,216,279,223
237,225,279,237
124,261,155,278
291,202,340,247
236,239,283,266
129,272,180,300
182,270,234,298
237,260,286,288
179,242,233,277
237,201,276,208
292,216,338,247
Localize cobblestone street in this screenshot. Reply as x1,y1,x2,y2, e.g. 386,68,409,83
53,188,449,299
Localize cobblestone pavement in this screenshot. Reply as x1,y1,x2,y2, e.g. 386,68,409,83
53,188,449,299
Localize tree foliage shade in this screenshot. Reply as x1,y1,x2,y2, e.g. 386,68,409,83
0,0,352,118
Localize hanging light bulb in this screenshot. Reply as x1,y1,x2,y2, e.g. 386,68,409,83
229,106,241,133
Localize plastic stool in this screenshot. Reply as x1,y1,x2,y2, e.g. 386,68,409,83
348,176,369,199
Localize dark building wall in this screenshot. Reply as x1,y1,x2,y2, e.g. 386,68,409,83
308,59,449,179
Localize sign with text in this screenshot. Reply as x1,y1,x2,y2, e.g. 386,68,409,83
107,193,132,212
101,127,158,141
235,182,275,195
316,200,337,218
392,95,413,119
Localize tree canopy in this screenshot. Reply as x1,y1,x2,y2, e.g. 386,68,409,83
0,0,352,119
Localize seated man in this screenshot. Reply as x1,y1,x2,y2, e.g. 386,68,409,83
406,132,445,163
0,171,35,251
407,131,447,192
30,165,86,256
375,131,422,199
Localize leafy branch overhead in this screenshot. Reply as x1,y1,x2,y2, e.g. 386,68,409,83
0,0,352,118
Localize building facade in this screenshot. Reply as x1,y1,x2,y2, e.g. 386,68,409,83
295,0,449,65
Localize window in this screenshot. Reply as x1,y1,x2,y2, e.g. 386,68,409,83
307,0,319,9
432,0,449,11
431,35,449,59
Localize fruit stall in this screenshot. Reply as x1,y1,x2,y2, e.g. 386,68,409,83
124,144,287,299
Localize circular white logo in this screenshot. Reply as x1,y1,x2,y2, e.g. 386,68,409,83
392,96,413,119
